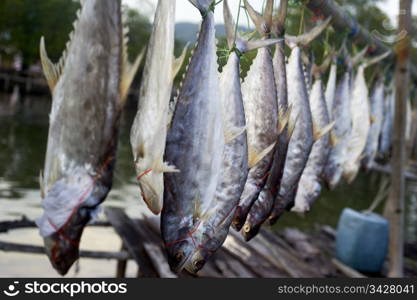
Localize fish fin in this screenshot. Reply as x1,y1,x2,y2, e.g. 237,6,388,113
248,143,276,168
285,17,331,47
350,46,369,67
121,48,144,104
243,0,273,35
313,121,335,141
172,44,189,80
188,0,213,15
272,0,288,37
225,126,246,144
39,170,45,199
277,105,292,135
312,53,333,76
40,37,61,93
157,161,180,173
330,131,339,147
39,7,82,94
286,112,298,143
223,0,237,49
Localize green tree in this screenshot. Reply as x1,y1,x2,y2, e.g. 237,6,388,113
0,0,151,69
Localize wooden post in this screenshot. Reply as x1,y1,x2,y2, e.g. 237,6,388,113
384,0,412,278
116,243,128,278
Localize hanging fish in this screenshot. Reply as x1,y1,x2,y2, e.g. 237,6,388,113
325,57,337,120
379,85,395,156
241,0,290,241
343,51,390,183
37,0,142,275
184,0,282,272
232,0,280,231
130,0,187,215
292,62,332,214
269,17,331,225
161,0,224,273
406,98,412,143
323,47,367,189
362,77,385,169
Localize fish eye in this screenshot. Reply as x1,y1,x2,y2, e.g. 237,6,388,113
243,224,251,233
193,259,205,271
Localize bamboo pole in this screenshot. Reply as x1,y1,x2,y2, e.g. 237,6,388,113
305,0,417,79
384,0,413,278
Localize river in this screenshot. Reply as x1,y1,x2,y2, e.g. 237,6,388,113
0,92,416,277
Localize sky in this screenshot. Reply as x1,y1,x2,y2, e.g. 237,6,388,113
122,0,416,27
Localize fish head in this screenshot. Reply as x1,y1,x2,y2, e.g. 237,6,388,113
242,220,261,242
183,225,226,273
165,237,196,273
37,171,107,275
136,165,163,214
184,248,209,274
42,219,85,276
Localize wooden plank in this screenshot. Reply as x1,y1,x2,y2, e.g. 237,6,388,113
116,243,128,278
211,248,257,278
224,231,287,277
0,240,130,260
105,207,158,277
332,259,367,278
132,219,177,278
0,217,110,233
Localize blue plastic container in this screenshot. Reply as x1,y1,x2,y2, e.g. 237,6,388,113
335,208,389,273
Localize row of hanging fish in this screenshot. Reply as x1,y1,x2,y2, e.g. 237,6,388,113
37,0,406,276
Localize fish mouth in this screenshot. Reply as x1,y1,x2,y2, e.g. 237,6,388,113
43,233,80,276
172,251,194,273
242,222,260,242
184,249,207,274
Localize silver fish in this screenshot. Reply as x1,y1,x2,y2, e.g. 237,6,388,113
37,0,141,275
292,76,330,213
406,98,412,142
241,0,290,241
379,85,395,156
323,69,351,189
161,0,224,273
232,0,279,231
130,0,187,215
325,62,337,119
362,78,384,169
183,0,285,272
344,52,389,183
269,18,331,224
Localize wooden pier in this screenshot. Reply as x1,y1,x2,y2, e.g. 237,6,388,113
1,207,417,278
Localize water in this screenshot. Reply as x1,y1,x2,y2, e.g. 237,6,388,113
0,92,416,277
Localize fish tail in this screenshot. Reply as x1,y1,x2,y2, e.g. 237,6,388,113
244,0,274,36
225,0,281,53
188,0,216,15
286,17,331,48
223,0,236,50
